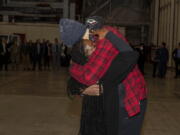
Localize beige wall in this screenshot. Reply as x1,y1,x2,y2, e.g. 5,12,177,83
0,22,126,46
152,0,180,66
174,0,180,48
0,22,60,42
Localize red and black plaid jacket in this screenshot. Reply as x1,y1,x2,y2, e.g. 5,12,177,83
70,26,148,117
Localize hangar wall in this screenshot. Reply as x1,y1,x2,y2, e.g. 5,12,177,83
151,0,180,66
0,22,60,42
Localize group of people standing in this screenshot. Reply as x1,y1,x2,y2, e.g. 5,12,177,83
152,42,180,78
0,38,70,71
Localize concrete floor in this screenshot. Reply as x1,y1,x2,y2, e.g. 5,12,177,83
0,67,180,135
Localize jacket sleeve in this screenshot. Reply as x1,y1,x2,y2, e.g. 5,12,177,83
101,51,139,85
105,31,133,52
70,31,136,86
70,40,118,86
67,77,87,95
102,31,139,84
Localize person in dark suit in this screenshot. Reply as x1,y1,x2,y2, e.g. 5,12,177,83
172,43,180,78
0,39,4,71
0,38,9,71
28,40,34,70
52,38,61,70
11,39,20,70
152,47,160,78
30,41,37,71
20,40,31,70
42,39,51,70
136,43,145,74
32,39,43,71
60,43,69,67
158,42,169,78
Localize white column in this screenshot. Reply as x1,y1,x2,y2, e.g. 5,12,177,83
169,0,175,66
159,0,162,44
164,0,168,44
158,0,163,45
177,1,180,44
153,0,160,45
174,0,178,47
166,0,171,50
63,0,69,18
70,3,76,20
162,0,165,43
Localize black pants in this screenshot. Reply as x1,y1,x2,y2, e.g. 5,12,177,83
0,55,8,71
138,61,145,74
158,62,167,78
32,55,42,70
118,99,147,135
0,55,3,70
175,59,180,77
43,56,50,70
152,61,158,77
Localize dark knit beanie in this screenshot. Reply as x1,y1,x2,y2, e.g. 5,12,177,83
59,18,86,47
85,16,104,30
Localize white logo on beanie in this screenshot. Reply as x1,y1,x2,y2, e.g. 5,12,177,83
86,19,97,25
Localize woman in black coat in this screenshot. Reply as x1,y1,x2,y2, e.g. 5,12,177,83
67,33,139,135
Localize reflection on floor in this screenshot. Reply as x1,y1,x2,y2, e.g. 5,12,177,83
0,67,179,135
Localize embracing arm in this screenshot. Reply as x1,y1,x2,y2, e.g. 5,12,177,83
101,31,139,84
70,30,136,86
105,31,133,52
67,77,101,96
70,40,118,86
101,51,139,85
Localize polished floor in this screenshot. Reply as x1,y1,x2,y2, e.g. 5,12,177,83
0,66,180,135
